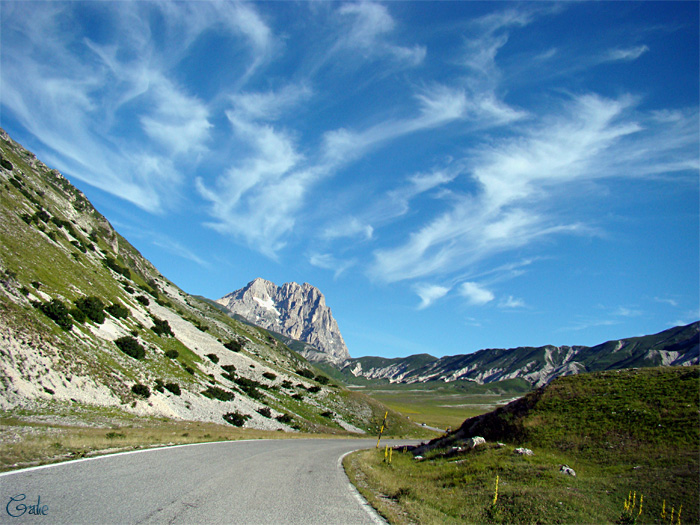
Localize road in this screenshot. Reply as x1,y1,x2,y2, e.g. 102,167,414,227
0,438,411,524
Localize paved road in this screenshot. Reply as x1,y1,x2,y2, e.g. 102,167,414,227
0,438,411,524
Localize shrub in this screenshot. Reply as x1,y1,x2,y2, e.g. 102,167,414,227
131,384,150,398
183,364,195,375
37,299,73,331
114,336,145,359
262,372,277,381
281,380,293,389
135,295,150,306
165,382,181,396
223,412,251,427
106,303,129,319
0,156,14,171
154,379,165,393
69,307,86,323
151,316,174,337
224,339,243,352
292,393,303,401
206,353,220,364
296,368,315,379
276,414,293,424
307,385,321,394
201,386,235,401
164,349,179,359
221,364,237,374
315,374,330,385
320,411,334,418
257,407,272,418
75,296,106,324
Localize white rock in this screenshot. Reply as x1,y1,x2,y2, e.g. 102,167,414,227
514,447,534,456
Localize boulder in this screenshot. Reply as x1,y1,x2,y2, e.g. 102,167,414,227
560,465,576,476
514,447,534,456
466,436,486,448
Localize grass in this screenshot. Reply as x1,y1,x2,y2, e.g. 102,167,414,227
345,366,700,524
0,405,346,473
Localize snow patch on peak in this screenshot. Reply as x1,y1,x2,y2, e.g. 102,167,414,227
253,296,280,316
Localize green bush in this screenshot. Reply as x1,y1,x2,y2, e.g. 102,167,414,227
165,383,181,396
106,303,129,319
69,307,87,323
151,316,173,337
183,364,195,375
320,411,334,418
221,364,236,374
164,349,179,359
75,296,106,324
315,374,330,385
257,407,272,418
223,412,251,427
224,339,243,352
296,368,315,379
276,414,293,424
206,353,219,363
114,336,145,359
131,384,150,398
135,295,150,306
0,155,14,171
262,372,277,380
307,385,321,393
281,380,293,389
202,386,235,401
36,299,73,331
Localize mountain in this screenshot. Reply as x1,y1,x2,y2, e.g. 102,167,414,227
339,322,699,387
0,127,396,434
216,278,350,365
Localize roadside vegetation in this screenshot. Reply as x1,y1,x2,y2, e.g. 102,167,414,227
345,366,699,524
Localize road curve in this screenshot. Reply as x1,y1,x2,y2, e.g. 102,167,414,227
0,438,410,524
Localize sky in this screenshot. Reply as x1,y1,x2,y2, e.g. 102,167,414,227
1,1,698,359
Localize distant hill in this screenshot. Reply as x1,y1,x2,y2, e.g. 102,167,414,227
338,322,699,387
415,365,700,453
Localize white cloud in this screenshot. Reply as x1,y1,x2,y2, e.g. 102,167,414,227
414,284,451,310
322,218,374,241
309,252,356,278
459,282,495,306
336,1,426,66
605,45,649,62
500,296,526,308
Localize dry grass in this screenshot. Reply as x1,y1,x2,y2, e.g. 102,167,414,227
0,415,340,473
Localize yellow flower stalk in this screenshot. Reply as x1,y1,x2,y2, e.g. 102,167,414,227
638,494,643,517
662,500,666,520
492,475,499,506
677,504,681,525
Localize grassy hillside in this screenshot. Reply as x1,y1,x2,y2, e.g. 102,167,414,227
346,366,699,524
1,127,427,448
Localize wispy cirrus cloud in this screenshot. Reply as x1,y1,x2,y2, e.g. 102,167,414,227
370,92,698,285
604,45,649,62
336,1,426,66
0,1,277,213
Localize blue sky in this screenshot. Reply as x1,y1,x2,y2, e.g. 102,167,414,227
1,1,698,359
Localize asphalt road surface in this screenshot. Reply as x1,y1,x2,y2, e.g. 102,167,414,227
0,438,413,524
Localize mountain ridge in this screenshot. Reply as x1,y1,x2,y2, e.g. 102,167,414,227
339,322,699,387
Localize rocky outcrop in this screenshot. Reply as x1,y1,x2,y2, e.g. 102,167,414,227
216,278,350,365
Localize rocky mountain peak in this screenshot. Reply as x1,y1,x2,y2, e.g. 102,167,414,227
216,279,350,365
